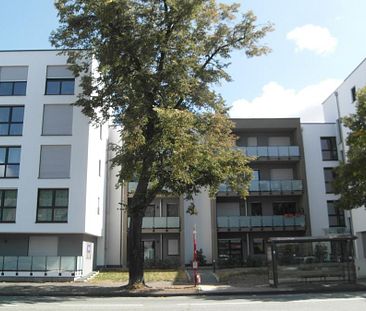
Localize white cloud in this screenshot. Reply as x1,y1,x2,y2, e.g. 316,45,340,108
287,24,337,55
229,79,342,122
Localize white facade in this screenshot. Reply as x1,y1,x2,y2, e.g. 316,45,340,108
322,57,366,277
0,50,108,278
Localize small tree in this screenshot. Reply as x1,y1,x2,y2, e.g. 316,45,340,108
334,86,366,210
51,0,273,288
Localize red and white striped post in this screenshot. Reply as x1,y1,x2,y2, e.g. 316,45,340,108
192,225,198,286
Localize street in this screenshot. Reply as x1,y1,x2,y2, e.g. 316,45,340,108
0,292,366,311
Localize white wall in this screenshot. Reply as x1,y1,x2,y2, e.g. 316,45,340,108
302,123,343,236
184,189,213,264
0,51,105,236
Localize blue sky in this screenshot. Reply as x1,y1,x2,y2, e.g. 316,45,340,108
1,0,365,121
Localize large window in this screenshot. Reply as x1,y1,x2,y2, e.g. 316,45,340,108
250,202,262,216
324,168,336,193
0,66,27,96
321,137,338,161
0,106,24,136
45,65,75,95
36,189,69,223
218,239,242,262
0,146,21,178
167,203,179,217
273,202,296,215
42,104,73,135
327,201,345,227
39,145,71,179
0,189,17,223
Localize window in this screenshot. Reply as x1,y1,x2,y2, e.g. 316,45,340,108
145,204,156,217
143,241,155,260
45,65,75,95
0,66,27,96
0,146,21,178
270,168,293,180
39,145,71,179
351,86,357,102
0,106,24,136
42,104,73,135
273,202,296,215
324,168,336,193
250,202,262,216
268,136,291,146
321,137,338,161
327,201,345,227
0,189,17,223
253,238,264,254
36,189,68,223
167,203,179,217
247,136,257,146
253,170,260,180
218,239,242,261
168,239,179,256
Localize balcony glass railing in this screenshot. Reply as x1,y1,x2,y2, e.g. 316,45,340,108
129,216,180,229
217,215,305,229
235,146,300,159
219,180,303,193
0,256,83,273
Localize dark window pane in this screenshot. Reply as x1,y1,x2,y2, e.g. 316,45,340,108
2,208,16,222
61,80,74,95
5,165,19,177
37,208,52,222
0,148,5,164
55,190,68,206
0,107,10,122
9,124,22,135
11,107,24,122
39,190,53,207
8,148,20,163
0,124,9,135
0,82,13,95
54,208,68,222
13,82,26,95
46,80,61,94
167,204,178,217
4,190,17,207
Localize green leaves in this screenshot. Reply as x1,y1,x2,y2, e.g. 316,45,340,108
334,86,366,210
51,0,272,206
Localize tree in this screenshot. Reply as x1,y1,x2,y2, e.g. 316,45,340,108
334,86,366,210
50,0,273,288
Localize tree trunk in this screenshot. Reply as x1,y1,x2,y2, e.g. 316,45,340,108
127,210,145,288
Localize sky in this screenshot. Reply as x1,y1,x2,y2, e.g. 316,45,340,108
1,0,366,122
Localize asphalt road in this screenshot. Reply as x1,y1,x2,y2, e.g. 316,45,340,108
1,292,366,310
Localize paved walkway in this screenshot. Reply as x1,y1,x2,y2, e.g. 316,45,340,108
186,268,218,285
0,278,365,297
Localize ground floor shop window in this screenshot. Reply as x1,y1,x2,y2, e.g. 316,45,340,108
253,238,265,254
168,239,179,256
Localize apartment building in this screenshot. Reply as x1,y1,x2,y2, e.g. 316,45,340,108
1,49,363,279
0,50,108,278
322,57,366,277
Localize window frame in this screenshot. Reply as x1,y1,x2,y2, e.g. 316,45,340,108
273,201,297,215
0,81,27,96
0,146,21,178
327,200,345,227
45,78,75,95
0,106,24,136
36,188,69,223
323,167,336,193
0,189,17,223
320,137,338,161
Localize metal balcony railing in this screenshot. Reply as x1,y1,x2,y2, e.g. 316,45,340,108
219,180,303,193
0,256,83,275
128,216,180,229
235,146,300,159
217,215,305,229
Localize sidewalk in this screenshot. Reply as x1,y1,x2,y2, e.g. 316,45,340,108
0,278,365,297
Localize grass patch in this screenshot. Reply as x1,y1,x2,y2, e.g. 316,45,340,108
91,269,187,283
216,267,267,282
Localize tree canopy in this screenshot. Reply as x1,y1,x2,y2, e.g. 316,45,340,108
51,0,273,286
334,86,366,210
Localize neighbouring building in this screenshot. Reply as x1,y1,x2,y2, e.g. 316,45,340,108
0,49,364,279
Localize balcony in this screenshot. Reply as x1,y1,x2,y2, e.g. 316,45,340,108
236,146,300,160
128,216,180,232
323,227,351,235
217,215,305,232
0,256,83,278
219,180,303,195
